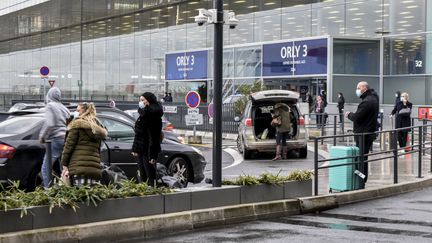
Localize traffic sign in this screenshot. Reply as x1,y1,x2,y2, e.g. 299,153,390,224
208,102,214,118
48,80,55,87
185,114,203,126
187,108,199,115
40,66,50,76
185,91,201,109
163,106,178,114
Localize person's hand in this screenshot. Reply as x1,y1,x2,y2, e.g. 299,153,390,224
389,114,393,118
62,166,69,177
149,159,156,165
131,152,138,157
345,111,350,118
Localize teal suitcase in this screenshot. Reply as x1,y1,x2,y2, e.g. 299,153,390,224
329,146,362,192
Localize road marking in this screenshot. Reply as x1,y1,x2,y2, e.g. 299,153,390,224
223,147,244,170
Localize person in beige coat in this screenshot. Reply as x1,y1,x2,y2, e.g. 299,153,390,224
271,103,291,160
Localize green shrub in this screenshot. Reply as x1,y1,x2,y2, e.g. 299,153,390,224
222,170,313,186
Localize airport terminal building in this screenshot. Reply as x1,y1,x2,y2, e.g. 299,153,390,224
0,0,431,107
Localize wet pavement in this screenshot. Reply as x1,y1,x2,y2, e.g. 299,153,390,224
141,187,432,243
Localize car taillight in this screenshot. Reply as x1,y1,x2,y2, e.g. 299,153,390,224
165,123,175,131
245,118,252,127
0,144,15,159
298,116,305,126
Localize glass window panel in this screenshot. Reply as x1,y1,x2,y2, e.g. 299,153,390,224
386,0,426,35
254,8,281,42
312,4,345,36
234,45,261,77
282,8,312,39
332,75,379,103
333,39,380,75
345,0,384,37
384,35,426,75
383,76,427,105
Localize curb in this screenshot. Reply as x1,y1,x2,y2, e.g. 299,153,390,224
1,177,432,242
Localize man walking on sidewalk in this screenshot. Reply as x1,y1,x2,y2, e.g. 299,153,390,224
345,81,379,186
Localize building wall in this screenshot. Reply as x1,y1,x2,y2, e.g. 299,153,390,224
0,0,429,104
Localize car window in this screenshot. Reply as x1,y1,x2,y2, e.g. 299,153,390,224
0,116,43,134
98,117,134,142
98,110,134,123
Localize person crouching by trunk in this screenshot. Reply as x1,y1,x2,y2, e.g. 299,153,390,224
132,92,163,187
61,102,108,187
272,103,291,160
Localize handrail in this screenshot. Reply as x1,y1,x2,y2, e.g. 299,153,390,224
313,123,432,195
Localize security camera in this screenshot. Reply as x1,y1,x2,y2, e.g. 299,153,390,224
225,11,239,29
195,9,209,26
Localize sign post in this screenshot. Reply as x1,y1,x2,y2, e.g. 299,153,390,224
40,66,50,103
185,91,202,143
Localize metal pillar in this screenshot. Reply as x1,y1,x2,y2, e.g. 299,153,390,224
212,0,223,187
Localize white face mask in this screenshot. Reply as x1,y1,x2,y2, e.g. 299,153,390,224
138,101,145,109
395,94,398,97
73,111,80,119
356,89,362,97
400,97,405,102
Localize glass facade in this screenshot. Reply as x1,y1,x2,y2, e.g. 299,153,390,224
0,0,430,105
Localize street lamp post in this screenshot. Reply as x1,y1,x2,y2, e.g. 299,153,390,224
194,1,238,187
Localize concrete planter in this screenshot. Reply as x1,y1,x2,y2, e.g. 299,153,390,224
284,180,313,199
240,184,284,204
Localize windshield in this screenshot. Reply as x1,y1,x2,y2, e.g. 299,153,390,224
0,116,44,134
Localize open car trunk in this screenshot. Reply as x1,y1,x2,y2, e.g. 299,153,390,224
252,102,299,140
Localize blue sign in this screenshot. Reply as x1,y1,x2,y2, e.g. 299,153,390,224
262,38,327,77
40,66,50,76
185,91,201,108
165,50,208,80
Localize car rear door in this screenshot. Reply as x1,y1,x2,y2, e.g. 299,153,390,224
97,117,138,178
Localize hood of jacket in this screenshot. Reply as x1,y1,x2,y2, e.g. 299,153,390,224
275,103,289,111
67,118,107,140
46,87,61,103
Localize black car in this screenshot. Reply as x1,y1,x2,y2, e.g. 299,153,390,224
0,113,206,191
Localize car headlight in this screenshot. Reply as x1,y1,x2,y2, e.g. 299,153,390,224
191,146,204,156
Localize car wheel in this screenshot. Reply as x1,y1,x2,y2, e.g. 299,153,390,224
243,148,253,160
27,170,43,192
237,136,243,154
299,147,308,158
168,157,190,188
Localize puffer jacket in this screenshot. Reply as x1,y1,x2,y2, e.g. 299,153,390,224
61,118,108,179
273,103,291,133
348,89,379,134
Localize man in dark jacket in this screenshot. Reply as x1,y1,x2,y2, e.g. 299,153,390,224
345,81,379,186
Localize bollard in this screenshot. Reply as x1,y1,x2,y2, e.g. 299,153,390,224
333,115,337,146
380,131,386,151
321,114,325,145
418,126,423,178
411,118,415,147
314,138,319,196
392,130,398,184
423,120,427,155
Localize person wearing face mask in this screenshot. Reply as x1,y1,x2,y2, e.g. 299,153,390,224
61,102,108,186
390,92,412,151
132,92,163,187
337,92,345,123
39,87,70,189
345,81,379,187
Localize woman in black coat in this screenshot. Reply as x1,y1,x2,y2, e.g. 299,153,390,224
391,92,412,150
132,92,163,186
337,92,345,123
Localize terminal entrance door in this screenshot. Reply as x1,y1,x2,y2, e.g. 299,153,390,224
264,78,326,100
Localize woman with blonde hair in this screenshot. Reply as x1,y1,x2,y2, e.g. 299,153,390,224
61,102,108,186
391,92,413,151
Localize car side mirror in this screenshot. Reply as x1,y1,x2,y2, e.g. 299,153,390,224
234,116,240,122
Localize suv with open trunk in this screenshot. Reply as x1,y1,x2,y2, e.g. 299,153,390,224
235,90,307,159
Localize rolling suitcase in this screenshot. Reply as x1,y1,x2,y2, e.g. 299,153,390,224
329,146,362,192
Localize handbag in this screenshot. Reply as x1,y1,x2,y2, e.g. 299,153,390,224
398,107,411,116
271,116,282,127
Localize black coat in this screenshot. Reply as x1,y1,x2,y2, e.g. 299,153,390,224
347,89,379,134
391,101,412,129
337,96,345,110
132,103,163,160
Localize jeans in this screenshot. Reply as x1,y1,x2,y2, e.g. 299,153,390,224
276,132,288,146
41,137,65,188
137,154,156,187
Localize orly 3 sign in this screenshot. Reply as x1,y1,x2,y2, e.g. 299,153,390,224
262,38,328,77
165,50,208,80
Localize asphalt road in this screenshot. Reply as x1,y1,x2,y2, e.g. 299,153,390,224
143,188,432,243
190,138,317,187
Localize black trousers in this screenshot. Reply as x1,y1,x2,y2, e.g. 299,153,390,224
137,154,156,187
354,134,374,186
397,129,409,148
338,108,344,123
276,132,288,146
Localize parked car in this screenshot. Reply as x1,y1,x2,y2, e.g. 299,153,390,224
235,90,307,159
0,113,206,191
8,102,45,113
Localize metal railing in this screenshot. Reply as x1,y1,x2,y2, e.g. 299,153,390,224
313,123,432,196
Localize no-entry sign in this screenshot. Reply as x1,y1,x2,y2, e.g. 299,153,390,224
185,91,201,109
